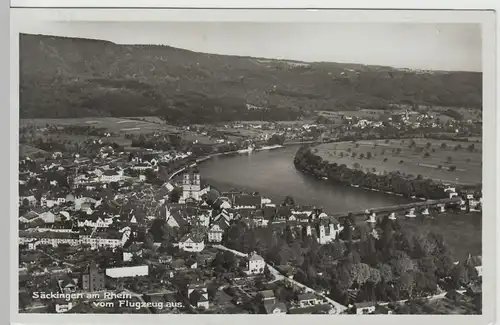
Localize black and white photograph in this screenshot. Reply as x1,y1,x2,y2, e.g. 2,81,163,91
12,8,494,318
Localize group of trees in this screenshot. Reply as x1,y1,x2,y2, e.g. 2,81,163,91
222,214,479,306
131,133,184,151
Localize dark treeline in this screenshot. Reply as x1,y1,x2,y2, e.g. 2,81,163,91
294,146,448,200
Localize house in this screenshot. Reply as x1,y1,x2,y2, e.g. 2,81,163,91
213,197,232,210
58,277,79,294
263,300,287,314
247,252,266,274
207,217,230,243
354,302,376,315
55,301,74,313
122,244,143,262
188,285,209,310
157,254,173,264
233,194,262,210
40,211,56,224
178,232,205,252
186,258,198,269
258,290,276,304
306,219,343,245
19,195,37,207
297,293,321,307
100,169,123,183
165,205,187,229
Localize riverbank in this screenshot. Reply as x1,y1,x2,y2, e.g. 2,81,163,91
168,144,286,180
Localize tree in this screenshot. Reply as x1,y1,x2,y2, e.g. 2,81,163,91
348,263,372,286
359,153,365,159
447,156,453,163
205,189,220,205
390,252,415,276
377,263,394,283
366,152,372,159
441,143,447,149
143,232,154,249
451,264,469,289
263,265,272,280
424,152,430,158
449,165,457,171
368,267,382,284
169,187,182,203
396,271,415,298
283,196,295,206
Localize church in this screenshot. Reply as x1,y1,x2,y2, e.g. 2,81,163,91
179,167,210,204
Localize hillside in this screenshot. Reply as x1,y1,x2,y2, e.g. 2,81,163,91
19,34,482,124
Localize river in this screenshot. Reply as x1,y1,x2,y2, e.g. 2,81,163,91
198,146,411,214
196,146,481,260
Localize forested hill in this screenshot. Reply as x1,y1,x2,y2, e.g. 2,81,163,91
20,33,482,124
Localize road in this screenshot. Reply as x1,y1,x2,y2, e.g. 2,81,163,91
212,244,348,314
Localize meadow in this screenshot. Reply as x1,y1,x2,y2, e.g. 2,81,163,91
314,138,482,185
19,117,179,134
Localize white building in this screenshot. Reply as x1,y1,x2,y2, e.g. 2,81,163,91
247,252,266,274
105,265,149,278
77,217,114,228
178,233,205,252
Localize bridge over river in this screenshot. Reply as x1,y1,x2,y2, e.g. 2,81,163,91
335,196,464,220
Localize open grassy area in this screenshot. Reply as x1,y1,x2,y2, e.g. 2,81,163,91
20,117,179,135
19,144,47,157
314,138,482,185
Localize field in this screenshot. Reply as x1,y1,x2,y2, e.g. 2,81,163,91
314,138,482,185
19,117,180,135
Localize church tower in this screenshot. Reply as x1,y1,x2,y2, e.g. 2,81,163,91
180,168,201,203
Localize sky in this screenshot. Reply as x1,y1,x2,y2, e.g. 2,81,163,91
17,21,482,71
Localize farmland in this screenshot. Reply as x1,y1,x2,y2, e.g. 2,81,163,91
314,138,482,185
19,117,180,134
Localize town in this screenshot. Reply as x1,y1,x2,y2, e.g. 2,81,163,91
18,126,482,314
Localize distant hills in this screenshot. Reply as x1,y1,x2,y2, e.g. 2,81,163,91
19,34,482,124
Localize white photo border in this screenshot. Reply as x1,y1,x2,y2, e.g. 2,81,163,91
7,6,498,325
